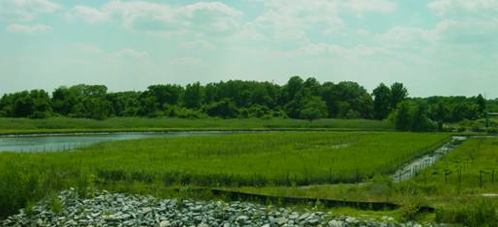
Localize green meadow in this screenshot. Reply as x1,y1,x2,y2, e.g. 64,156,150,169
231,137,498,225
0,132,446,218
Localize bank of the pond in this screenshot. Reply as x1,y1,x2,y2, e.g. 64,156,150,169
0,117,394,135
0,127,395,137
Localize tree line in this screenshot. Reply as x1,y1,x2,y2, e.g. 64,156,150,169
0,76,489,131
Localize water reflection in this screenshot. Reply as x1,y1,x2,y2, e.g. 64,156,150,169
0,132,224,152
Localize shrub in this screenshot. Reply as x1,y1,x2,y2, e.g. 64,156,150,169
436,199,498,227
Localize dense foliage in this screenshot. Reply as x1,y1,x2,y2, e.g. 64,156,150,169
0,76,487,131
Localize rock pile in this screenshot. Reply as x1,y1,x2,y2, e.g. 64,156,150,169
1,189,438,227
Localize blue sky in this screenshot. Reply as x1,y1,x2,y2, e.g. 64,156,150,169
1,0,497,98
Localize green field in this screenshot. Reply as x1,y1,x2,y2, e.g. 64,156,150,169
230,137,498,225
408,137,498,195
0,132,446,217
407,137,498,225
0,117,392,134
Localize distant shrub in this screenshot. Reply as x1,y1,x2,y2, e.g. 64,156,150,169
436,199,498,227
398,195,425,221
29,111,50,119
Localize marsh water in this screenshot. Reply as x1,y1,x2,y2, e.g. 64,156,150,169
0,131,226,152
392,136,467,182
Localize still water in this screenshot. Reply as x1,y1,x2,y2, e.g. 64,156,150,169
0,132,224,152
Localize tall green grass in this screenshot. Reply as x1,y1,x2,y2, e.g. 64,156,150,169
402,137,498,226
0,132,446,217
436,198,498,227
0,117,393,134
409,138,498,195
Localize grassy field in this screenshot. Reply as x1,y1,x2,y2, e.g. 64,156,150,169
405,137,498,225
0,117,393,134
0,132,447,218
408,137,498,196
228,137,498,225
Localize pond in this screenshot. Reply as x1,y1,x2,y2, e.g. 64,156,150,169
0,131,227,152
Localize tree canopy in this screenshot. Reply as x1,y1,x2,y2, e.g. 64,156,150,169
0,77,488,132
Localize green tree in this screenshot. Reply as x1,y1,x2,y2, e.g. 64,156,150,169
284,90,306,118
475,94,486,117
250,82,277,108
52,86,75,116
0,94,14,117
319,81,373,119
373,83,392,120
107,91,142,117
411,102,435,131
203,98,237,118
303,77,320,96
146,84,184,109
300,96,328,121
319,82,336,117
0,90,50,118
392,101,413,131
85,97,111,120
13,91,34,118
282,76,304,104
390,82,408,109
29,90,52,118
52,84,110,119
184,82,203,109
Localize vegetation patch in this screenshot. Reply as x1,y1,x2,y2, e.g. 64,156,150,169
0,117,393,135
0,132,447,218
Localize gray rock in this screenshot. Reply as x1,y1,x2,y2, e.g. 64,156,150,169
160,220,172,227
0,189,441,227
236,215,249,224
198,222,209,227
328,220,343,227
276,217,288,225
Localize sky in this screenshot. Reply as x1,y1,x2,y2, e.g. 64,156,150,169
0,0,497,98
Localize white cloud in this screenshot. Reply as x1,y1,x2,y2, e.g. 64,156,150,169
74,43,148,62
180,40,215,50
170,57,206,67
356,29,370,36
6,23,51,34
66,5,110,23
378,18,498,49
428,0,498,17
0,0,60,22
111,49,148,59
247,0,396,42
250,0,344,42
74,43,105,54
67,1,243,36
367,16,498,72
376,26,438,47
342,0,396,15
288,43,387,60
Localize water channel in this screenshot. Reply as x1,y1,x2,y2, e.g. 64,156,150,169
392,136,467,182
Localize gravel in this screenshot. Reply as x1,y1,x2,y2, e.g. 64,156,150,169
1,189,443,227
